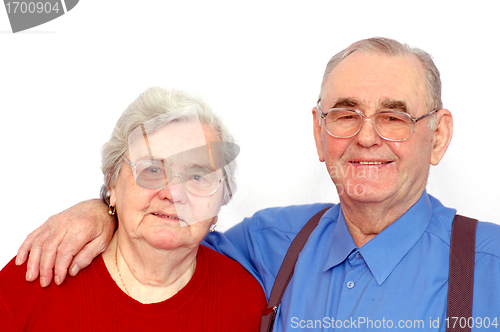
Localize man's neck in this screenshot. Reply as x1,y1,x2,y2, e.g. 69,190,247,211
340,193,422,247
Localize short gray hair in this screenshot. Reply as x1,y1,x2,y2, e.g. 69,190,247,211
100,87,237,205
319,37,441,129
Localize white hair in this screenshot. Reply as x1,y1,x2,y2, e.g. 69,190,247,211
319,37,441,129
100,87,237,205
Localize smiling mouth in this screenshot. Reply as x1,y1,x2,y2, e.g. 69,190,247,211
151,212,181,221
350,161,393,165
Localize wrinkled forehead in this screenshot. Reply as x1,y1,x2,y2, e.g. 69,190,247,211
321,52,428,112
129,121,209,160
127,114,237,172
127,106,208,161
127,107,239,172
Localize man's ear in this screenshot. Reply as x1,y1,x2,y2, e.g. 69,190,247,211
312,106,325,162
430,109,453,166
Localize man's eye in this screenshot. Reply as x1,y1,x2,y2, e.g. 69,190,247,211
386,116,401,122
329,111,359,122
338,115,356,120
378,114,409,124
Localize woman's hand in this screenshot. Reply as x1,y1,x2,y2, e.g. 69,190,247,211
16,199,116,287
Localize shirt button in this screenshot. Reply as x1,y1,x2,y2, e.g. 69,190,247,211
355,252,362,259
346,281,355,289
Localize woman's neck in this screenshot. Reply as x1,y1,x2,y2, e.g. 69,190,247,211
102,232,198,304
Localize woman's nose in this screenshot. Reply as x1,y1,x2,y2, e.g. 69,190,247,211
158,181,187,203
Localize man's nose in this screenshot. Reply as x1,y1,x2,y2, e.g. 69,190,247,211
354,117,383,147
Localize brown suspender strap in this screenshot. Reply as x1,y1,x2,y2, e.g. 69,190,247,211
260,207,331,332
260,212,478,332
446,214,478,332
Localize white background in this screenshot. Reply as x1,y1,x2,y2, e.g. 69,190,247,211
1,0,499,269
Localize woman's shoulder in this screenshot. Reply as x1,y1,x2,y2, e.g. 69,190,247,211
200,245,256,276
0,256,41,298
198,245,266,330
0,257,46,328
0,256,24,280
0,255,110,330
199,245,265,292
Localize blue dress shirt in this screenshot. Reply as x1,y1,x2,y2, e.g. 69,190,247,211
203,191,500,331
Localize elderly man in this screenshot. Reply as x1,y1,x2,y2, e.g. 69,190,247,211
15,38,500,331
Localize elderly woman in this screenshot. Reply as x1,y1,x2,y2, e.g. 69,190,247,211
0,88,266,331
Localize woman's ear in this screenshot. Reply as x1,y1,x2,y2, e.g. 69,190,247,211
109,186,117,207
210,216,218,233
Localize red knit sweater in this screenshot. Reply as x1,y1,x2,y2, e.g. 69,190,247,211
0,245,267,331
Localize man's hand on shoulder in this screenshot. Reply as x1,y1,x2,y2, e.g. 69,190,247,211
16,199,116,287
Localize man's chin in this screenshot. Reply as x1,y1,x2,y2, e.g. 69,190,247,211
337,182,396,204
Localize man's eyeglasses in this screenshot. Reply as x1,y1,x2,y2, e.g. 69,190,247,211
122,157,225,197
317,106,438,142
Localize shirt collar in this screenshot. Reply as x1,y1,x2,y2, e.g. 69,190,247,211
324,191,433,285
324,205,357,271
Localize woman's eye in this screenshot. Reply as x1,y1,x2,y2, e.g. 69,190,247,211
190,174,206,182
146,166,163,174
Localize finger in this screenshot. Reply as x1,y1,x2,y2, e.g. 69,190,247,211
52,244,74,285
53,220,105,281
24,226,51,282
28,237,55,287
16,227,42,266
67,238,109,278
54,236,92,285
25,246,41,282
38,240,58,287
38,223,68,287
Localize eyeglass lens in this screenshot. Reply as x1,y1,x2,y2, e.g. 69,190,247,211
324,109,414,141
134,160,221,196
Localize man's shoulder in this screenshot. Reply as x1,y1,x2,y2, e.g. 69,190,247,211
428,195,500,258
476,221,500,259
245,203,337,234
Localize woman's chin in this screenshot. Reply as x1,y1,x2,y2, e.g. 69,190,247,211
140,228,203,251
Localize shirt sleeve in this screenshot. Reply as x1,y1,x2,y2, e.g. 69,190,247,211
202,203,335,293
